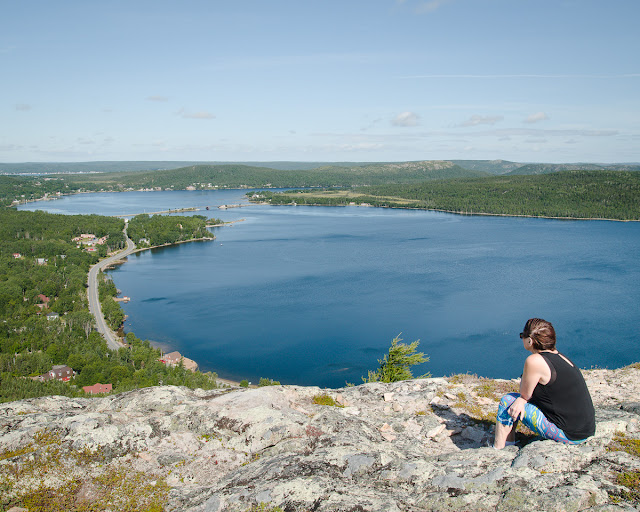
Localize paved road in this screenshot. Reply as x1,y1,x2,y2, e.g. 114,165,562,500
87,235,136,350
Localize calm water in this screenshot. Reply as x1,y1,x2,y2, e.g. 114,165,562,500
21,190,640,387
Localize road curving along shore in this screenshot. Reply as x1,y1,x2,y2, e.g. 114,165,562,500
87,233,136,350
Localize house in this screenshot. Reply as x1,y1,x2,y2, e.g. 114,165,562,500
37,365,74,382
161,351,183,366
36,294,51,310
159,351,199,372
73,233,107,246
36,258,47,265
12,253,22,259
46,312,60,321
86,247,97,252
83,383,112,395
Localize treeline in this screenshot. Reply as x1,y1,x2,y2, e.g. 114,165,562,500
127,214,215,247
0,209,218,403
52,161,485,191
0,209,126,318
0,175,80,207
254,171,640,221
99,276,126,331
0,209,126,260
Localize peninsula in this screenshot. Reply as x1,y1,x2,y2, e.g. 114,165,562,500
249,170,640,222
87,213,222,350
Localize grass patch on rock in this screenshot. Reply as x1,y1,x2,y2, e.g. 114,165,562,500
312,393,343,407
616,470,640,504
608,432,640,505
0,428,169,512
15,467,170,512
245,503,284,512
609,432,640,457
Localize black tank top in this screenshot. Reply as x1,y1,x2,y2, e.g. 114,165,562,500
529,352,596,440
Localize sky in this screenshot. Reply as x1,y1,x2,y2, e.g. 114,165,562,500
2,0,639,164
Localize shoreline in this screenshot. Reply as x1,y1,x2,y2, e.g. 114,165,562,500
251,200,640,223
18,189,638,388
104,228,248,388
107,220,244,261
17,187,638,223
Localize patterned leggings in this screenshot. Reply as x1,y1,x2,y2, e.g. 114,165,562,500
496,393,586,444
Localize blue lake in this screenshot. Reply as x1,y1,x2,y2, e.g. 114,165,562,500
21,190,640,387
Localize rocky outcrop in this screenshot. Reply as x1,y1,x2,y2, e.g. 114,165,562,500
1,365,639,511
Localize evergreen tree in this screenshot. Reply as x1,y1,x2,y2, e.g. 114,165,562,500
363,334,429,383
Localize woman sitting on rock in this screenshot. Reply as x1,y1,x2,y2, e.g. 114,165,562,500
494,318,595,449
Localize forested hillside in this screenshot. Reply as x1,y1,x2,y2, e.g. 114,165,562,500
0,175,79,207
0,209,218,402
506,163,640,175
449,160,640,176
254,171,640,221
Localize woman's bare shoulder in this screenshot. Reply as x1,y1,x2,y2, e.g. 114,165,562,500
525,353,546,365
524,353,552,384
523,353,552,374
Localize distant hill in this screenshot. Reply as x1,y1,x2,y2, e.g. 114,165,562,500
448,159,523,175
449,160,640,175
3,159,639,176
506,163,640,175
0,161,204,174
0,161,393,174
61,161,486,190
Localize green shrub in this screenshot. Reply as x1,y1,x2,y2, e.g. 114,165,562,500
363,334,429,383
312,394,342,407
258,377,280,386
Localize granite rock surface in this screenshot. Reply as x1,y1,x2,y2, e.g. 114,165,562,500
1,365,639,511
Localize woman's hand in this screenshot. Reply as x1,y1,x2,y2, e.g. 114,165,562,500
508,396,527,421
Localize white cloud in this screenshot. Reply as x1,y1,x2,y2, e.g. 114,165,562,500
177,108,216,120
391,111,420,127
15,104,32,111
460,115,504,127
147,95,169,102
361,117,383,132
416,0,452,14
524,112,549,124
